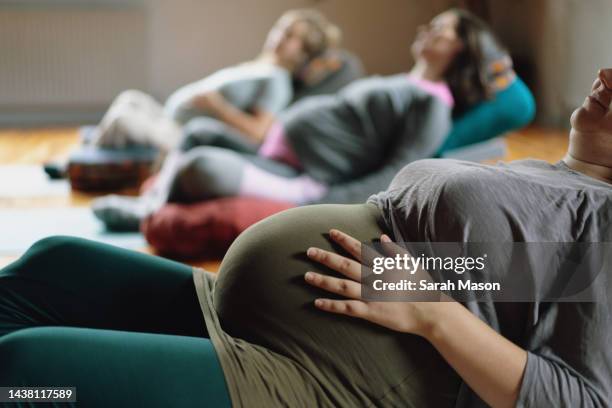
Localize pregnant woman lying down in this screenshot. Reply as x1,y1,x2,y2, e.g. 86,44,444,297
1,70,612,407
91,9,498,230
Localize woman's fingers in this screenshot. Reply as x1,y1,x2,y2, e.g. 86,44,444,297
305,271,361,299
380,234,414,258
379,234,436,285
307,247,361,281
313,298,370,318
328,229,386,268
329,229,363,262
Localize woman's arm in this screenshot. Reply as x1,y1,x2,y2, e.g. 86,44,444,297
305,230,527,408
193,91,275,143
423,296,526,408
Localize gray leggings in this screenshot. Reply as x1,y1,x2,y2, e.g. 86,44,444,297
146,112,329,205
149,117,326,204
167,146,299,203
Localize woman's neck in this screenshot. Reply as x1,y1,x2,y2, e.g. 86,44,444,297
563,154,612,184
410,60,445,83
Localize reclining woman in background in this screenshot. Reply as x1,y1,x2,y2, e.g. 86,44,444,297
1,68,610,407
92,8,506,230
90,9,341,152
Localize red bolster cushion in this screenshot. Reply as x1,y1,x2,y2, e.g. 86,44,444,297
142,197,295,258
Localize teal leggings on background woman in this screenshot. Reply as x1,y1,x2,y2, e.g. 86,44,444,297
0,236,231,408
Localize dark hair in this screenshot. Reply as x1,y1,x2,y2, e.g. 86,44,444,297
444,8,502,115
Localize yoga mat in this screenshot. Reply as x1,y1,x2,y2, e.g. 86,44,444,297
0,165,70,198
0,207,145,255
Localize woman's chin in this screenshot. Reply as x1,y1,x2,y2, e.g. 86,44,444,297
570,104,605,133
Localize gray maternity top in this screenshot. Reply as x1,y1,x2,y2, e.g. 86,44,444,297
369,158,612,407
193,158,612,407
165,62,292,124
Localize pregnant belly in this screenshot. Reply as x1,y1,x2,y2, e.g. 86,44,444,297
213,204,461,407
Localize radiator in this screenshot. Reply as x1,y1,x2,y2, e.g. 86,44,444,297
0,3,148,124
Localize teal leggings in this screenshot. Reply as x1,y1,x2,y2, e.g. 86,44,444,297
0,236,231,408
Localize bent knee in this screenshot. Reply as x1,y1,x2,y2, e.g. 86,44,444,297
28,236,89,256
175,148,244,199
19,236,98,271
0,328,54,382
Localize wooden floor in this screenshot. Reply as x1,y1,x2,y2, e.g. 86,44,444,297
0,127,221,271
0,126,569,269
503,127,568,163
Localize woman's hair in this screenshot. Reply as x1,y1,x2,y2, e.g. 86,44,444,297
277,9,342,62
444,8,505,115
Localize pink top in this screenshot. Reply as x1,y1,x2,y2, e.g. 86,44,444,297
259,75,454,168
406,74,454,108
258,121,302,169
